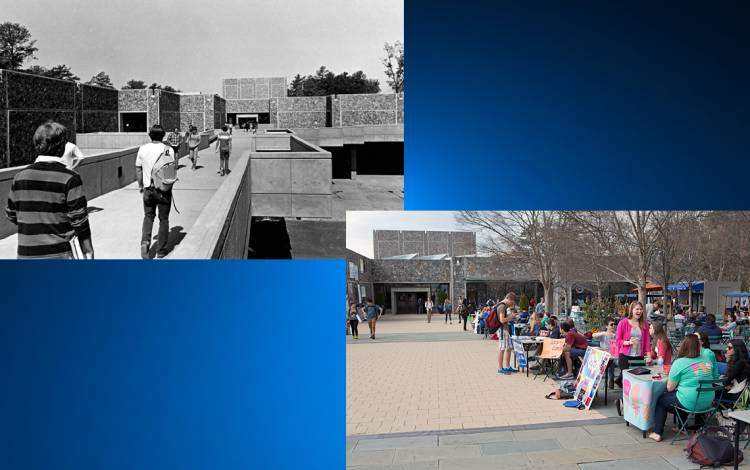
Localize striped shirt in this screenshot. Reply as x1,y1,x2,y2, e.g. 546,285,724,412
5,159,91,259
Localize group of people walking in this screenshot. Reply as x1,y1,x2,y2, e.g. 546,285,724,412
4,120,234,260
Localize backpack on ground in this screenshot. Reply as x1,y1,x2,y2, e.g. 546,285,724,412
685,426,743,467
151,146,178,192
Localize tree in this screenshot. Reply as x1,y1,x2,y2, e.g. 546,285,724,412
162,85,178,92
87,71,115,88
0,22,38,70
570,211,659,304
287,66,380,96
652,211,700,316
382,41,404,93
26,64,79,81
122,79,147,89
458,211,567,314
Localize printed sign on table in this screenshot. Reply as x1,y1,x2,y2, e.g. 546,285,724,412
513,339,527,369
574,346,611,410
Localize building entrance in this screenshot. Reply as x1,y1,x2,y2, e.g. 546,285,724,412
120,112,147,132
390,287,431,314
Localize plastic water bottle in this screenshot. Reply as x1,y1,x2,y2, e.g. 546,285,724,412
657,357,664,375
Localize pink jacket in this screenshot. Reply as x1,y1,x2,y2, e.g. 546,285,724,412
615,317,650,357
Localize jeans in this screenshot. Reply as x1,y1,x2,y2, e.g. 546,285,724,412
445,311,452,323
462,314,469,330
654,390,686,435
349,319,359,337
142,187,171,257
189,147,199,168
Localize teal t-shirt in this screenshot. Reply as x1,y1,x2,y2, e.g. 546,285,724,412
669,356,716,411
700,347,719,380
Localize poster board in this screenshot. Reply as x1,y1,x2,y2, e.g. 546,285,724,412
574,347,611,410
512,339,527,369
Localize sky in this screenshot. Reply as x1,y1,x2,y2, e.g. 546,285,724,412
346,211,481,258
3,0,403,94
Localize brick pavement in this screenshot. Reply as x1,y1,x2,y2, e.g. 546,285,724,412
347,314,748,468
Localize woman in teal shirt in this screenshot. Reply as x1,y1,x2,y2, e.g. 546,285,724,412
648,334,715,442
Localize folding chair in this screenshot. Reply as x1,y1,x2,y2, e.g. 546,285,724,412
670,380,725,445
533,338,565,382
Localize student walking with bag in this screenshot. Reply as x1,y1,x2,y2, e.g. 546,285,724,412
348,303,361,339
444,298,453,324
215,125,232,176
186,126,201,170
425,298,434,323
136,125,177,259
363,298,383,340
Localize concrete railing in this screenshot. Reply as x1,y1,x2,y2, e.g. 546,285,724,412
77,130,217,151
290,125,404,147
0,145,140,238
250,134,332,218
170,153,252,259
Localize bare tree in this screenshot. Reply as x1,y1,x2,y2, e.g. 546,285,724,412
457,211,566,313
569,211,658,304
652,211,700,317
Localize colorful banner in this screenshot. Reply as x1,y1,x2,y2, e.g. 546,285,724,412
513,339,527,369
574,347,611,410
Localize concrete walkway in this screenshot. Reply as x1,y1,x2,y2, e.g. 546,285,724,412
0,134,252,259
347,314,748,469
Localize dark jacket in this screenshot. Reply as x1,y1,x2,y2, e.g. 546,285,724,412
724,359,750,388
697,323,723,340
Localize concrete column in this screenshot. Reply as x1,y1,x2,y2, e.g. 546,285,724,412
350,146,357,178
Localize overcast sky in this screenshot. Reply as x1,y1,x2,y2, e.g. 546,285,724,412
347,211,483,258
4,0,403,94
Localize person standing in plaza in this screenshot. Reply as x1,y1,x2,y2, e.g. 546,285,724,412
215,125,232,176
496,292,518,375
348,303,360,340
5,121,94,259
363,298,383,340
425,297,434,323
165,128,183,169
614,301,650,387
535,297,546,316
464,299,475,331
444,298,453,324
186,126,201,170
136,125,176,259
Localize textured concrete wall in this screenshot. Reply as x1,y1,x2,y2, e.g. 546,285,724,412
0,70,78,168
373,230,477,258
213,95,225,129
370,259,451,284
79,85,119,133
273,96,326,128
223,77,287,99
331,93,400,127
158,90,180,130
118,89,148,112
226,99,269,114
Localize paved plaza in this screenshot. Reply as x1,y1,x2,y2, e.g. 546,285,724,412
346,314,748,469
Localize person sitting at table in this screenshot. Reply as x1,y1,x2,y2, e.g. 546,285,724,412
647,321,673,366
697,313,721,338
614,301,650,388
648,334,716,442
523,312,541,336
592,318,617,388
721,313,738,333
559,322,588,380
723,339,750,402
546,316,561,339
696,331,720,377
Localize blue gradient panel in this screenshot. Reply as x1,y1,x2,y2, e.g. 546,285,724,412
1,261,344,470
405,0,749,209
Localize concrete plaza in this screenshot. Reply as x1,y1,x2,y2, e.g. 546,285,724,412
346,314,748,469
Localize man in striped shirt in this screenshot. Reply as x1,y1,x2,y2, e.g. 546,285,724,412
5,121,94,259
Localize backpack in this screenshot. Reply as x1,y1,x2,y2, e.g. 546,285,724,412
151,146,177,192
485,307,501,333
686,426,742,467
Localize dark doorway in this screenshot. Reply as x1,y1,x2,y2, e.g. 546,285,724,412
248,217,292,259
121,113,147,132
396,291,425,314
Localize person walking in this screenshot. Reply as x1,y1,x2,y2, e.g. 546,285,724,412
444,298,453,324
215,125,232,176
363,298,383,340
425,298,434,323
166,128,183,169
5,121,94,259
186,126,201,170
136,125,176,259
348,303,360,339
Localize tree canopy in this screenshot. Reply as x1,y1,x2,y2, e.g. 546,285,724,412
0,22,38,70
87,71,115,89
382,41,404,93
287,66,379,96
122,79,147,89
25,64,79,81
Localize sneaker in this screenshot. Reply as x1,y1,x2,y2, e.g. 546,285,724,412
506,367,518,373
226,169,231,174
354,336,358,339
497,368,510,375
155,253,166,259
559,372,574,380
140,242,150,259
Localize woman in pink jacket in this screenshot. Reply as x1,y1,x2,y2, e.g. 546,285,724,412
614,301,650,387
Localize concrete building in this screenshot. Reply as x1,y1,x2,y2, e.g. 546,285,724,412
373,230,476,259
